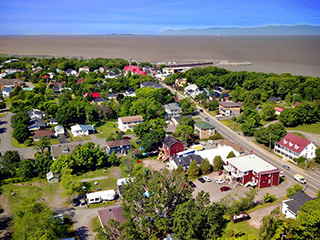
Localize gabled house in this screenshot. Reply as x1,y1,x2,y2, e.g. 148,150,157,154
267,97,281,102
28,118,46,131
84,92,100,98
124,88,136,97
49,81,66,89
118,115,144,132
209,92,229,101
223,154,280,188
54,125,65,136
171,154,203,170
105,139,132,154
2,88,13,97
195,122,215,140
46,171,59,183
97,207,126,230
49,118,58,125
51,143,78,160
219,101,242,116
274,133,317,160
164,103,182,120
71,124,95,137
282,191,313,219
105,71,120,79
158,135,185,161
140,81,163,89
32,130,53,141
175,78,187,89
0,78,24,90
65,69,77,76
275,106,284,115
91,97,108,105
27,109,45,119
79,66,90,74
107,93,117,99
293,102,302,108
124,65,146,76
184,84,201,98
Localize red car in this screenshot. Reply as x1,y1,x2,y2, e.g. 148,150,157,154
220,186,231,192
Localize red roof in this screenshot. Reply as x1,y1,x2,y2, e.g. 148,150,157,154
41,75,50,79
84,92,100,98
137,70,147,76
294,102,302,107
276,133,311,154
77,79,85,84
124,65,140,72
274,106,284,112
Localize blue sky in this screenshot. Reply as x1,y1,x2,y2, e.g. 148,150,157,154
0,0,319,35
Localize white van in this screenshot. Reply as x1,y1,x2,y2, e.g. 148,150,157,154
294,174,306,184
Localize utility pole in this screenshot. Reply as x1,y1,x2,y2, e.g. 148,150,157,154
269,132,272,151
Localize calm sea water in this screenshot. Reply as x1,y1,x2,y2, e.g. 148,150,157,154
0,35,319,77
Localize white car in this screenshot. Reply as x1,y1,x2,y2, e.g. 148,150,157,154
208,140,214,145
203,176,212,182
215,179,225,184
199,141,206,146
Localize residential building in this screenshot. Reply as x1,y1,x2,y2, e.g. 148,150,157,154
195,122,215,140
171,154,203,170
107,93,117,99
275,106,284,115
140,81,163,89
0,78,24,90
294,102,302,108
184,84,201,98
54,125,65,136
65,68,77,76
195,146,240,166
27,109,45,119
49,118,58,125
158,135,185,161
118,115,144,132
51,144,78,160
124,88,136,97
84,92,100,98
170,115,193,126
49,81,66,89
124,65,146,76
267,97,281,102
282,191,313,219
99,66,109,73
219,101,242,116
223,155,280,189
274,133,317,160
28,118,46,131
164,103,182,120
175,78,187,88
2,88,13,97
209,92,229,101
117,178,132,197
79,66,90,74
70,124,95,137
32,130,53,141
91,97,108,104
77,79,85,84
46,171,59,184
105,139,132,154
218,139,245,154
97,207,125,230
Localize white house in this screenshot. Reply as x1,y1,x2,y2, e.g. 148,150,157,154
79,66,90,74
282,191,313,219
27,109,45,119
118,115,144,132
184,84,201,98
54,125,65,136
86,190,115,204
2,88,13,97
274,133,317,160
70,124,95,137
164,103,182,120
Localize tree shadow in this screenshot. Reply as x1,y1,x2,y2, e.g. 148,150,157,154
0,128,7,134
76,226,90,240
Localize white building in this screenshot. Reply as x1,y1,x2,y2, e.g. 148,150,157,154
282,191,313,219
184,84,201,98
70,124,95,137
79,66,90,74
86,190,115,204
54,125,65,136
164,103,182,120
118,115,144,132
274,133,317,160
194,146,240,166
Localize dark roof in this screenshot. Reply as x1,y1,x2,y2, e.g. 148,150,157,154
27,109,45,117
32,130,53,138
173,154,203,167
51,144,78,159
97,207,126,228
219,101,242,108
286,191,313,214
92,97,108,103
106,139,132,148
163,135,184,148
195,122,215,130
210,92,229,98
141,81,162,88
267,97,281,101
28,118,46,128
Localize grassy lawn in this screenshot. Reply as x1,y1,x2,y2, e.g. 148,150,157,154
286,122,320,134
72,135,92,142
83,178,117,192
297,159,318,170
223,219,260,239
0,113,7,118
87,200,116,209
95,123,120,139
12,138,29,148
76,169,110,180
91,216,101,234
50,138,60,145
208,110,219,117
221,118,242,132
193,117,202,121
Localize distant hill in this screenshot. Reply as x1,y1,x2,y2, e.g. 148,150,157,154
159,25,320,35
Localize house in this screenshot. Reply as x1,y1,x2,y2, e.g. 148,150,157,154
275,106,284,115
117,177,132,197
86,190,115,204
195,146,240,166
51,143,78,160
27,109,45,119
140,81,163,89
274,133,317,160
0,78,24,90
158,135,185,161
46,171,59,184
195,122,215,140
171,154,203,170
77,79,85,84
54,125,65,136
92,97,108,104
65,68,77,76
175,78,187,88
282,191,313,219
164,103,182,120
294,102,302,108
105,71,120,79
124,65,147,76
49,118,58,125
28,118,46,131
223,154,280,188
2,88,13,97
170,115,193,126
184,84,201,98
267,97,281,102
118,115,144,132
219,101,242,116
107,93,117,99
124,88,136,97
32,130,53,141
209,92,230,101
71,124,95,137
49,81,66,89
84,92,100,98
97,207,126,230
105,139,132,154
99,66,109,73
79,66,90,74
218,139,245,154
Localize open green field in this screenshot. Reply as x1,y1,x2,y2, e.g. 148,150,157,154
76,169,110,179
72,135,92,141
95,122,120,138
223,219,260,239
221,118,242,132
83,178,117,192
286,122,320,134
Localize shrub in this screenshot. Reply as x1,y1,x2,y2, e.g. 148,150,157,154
200,158,211,175
213,155,223,171
286,183,303,197
188,160,200,177
263,193,277,203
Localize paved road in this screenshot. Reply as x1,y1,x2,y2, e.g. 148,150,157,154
163,83,320,196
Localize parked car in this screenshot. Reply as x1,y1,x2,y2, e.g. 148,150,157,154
199,141,206,146
218,170,223,176
198,177,206,183
283,165,290,170
199,109,204,112
216,179,225,184
208,140,214,144
72,199,80,206
220,186,231,192
203,176,212,182
205,117,210,121
189,181,197,188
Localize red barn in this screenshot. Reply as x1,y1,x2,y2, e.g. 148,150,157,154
162,135,185,157
223,155,280,189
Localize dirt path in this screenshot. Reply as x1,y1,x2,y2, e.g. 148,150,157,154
248,202,281,229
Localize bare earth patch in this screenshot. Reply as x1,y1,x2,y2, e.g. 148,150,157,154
248,203,281,229
143,159,166,171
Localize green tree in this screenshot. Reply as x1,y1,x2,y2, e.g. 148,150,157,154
241,118,257,136
17,159,35,180
175,166,185,176
297,198,320,239
0,101,6,109
1,150,20,177
60,168,82,201
121,153,134,175
176,124,193,144
286,183,303,197
34,152,53,178
213,155,223,171
200,158,211,175
227,151,236,159
317,189,320,198
259,207,282,240
141,128,165,152
261,104,276,121
178,117,195,129
254,122,287,148
188,160,200,177
13,123,31,143
33,136,51,153
263,193,277,203
272,218,303,240
315,148,320,164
